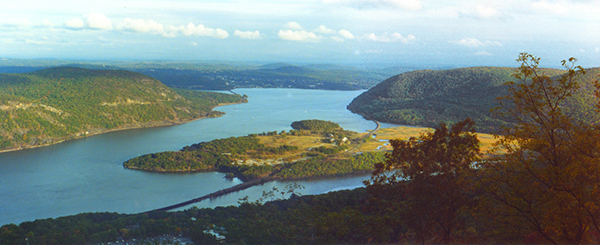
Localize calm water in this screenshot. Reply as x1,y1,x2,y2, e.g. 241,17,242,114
0,88,395,226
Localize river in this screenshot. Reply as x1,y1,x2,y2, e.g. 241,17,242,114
0,88,396,226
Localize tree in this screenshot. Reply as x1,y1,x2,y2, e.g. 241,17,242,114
366,118,481,244
475,53,600,244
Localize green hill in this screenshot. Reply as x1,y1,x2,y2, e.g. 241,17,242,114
0,67,246,151
347,66,599,133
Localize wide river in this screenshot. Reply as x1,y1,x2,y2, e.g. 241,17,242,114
0,88,396,226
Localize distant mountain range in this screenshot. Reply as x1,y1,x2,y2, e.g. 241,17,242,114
0,67,246,152
347,66,600,133
0,59,430,91
134,63,420,90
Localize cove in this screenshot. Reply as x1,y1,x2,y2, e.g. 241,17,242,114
0,88,396,226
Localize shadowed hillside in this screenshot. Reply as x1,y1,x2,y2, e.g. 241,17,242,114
347,66,599,132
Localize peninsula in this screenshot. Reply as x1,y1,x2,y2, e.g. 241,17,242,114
0,67,247,152
124,119,498,181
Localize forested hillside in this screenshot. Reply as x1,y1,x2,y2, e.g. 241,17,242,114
0,67,246,151
347,66,600,132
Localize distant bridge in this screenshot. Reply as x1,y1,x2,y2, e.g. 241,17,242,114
146,177,276,212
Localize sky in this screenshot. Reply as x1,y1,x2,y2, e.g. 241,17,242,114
1,0,599,67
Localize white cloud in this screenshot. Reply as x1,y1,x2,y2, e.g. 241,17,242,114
179,23,229,39
234,30,262,39
279,23,354,43
278,30,321,42
314,25,336,34
64,13,112,30
451,38,502,48
391,33,416,43
339,29,355,39
117,18,165,34
65,18,85,29
596,47,600,53
284,22,303,30
322,0,422,10
476,5,499,18
364,33,416,43
116,18,229,39
474,50,493,56
86,13,112,30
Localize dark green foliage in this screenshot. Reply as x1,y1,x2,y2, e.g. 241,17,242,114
125,135,299,180
312,145,348,154
0,67,245,151
290,120,357,142
123,151,224,172
475,54,600,244
1,188,385,245
276,151,385,179
367,119,481,244
124,129,374,180
1,211,194,245
290,119,342,132
347,66,580,133
184,136,262,154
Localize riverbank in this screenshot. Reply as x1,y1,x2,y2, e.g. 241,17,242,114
0,102,243,154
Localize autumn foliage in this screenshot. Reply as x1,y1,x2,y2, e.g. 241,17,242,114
473,53,600,244
366,118,480,244
367,53,600,244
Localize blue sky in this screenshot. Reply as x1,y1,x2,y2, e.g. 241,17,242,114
1,0,599,67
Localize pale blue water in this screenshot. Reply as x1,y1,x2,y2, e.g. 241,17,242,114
0,88,395,226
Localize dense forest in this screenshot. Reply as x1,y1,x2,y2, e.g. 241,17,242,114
347,66,600,133
0,187,381,245
0,67,246,151
124,119,384,181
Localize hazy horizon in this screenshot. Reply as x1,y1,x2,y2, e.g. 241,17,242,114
2,0,599,68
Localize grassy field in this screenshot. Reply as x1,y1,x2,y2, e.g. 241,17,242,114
355,126,500,154
241,126,501,166
257,134,324,149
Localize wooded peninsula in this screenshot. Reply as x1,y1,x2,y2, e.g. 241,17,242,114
123,119,498,181
0,67,246,152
